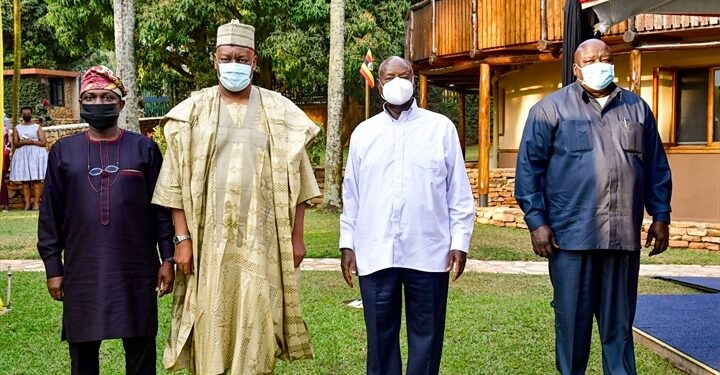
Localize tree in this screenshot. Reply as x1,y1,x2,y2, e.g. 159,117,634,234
11,0,20,127
113,0,139,132
324,0,344,212
2,0,95,70
44,0,409,101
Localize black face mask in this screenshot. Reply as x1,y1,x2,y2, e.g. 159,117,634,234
80,104,120,130
22,115,32,122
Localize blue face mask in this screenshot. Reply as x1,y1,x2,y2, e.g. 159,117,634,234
218,63,252,92
579,62,615,91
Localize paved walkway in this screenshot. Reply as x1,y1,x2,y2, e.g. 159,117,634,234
3,258,718,277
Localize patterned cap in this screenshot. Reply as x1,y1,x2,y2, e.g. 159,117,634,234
81,65,127,98
216,19,255,49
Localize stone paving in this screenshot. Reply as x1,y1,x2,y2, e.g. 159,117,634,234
1,258,718,277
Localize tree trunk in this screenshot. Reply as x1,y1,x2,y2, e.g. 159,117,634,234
113,0,140,133
324,0,345,212
11,0,21,128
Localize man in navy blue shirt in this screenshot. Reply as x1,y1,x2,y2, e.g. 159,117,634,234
515,39,671,375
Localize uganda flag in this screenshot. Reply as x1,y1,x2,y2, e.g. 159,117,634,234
359,49,375,88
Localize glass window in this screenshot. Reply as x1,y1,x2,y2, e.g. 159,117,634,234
675,68,708,144
49,79,65,106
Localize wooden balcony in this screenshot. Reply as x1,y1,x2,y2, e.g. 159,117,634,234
407,0,720,64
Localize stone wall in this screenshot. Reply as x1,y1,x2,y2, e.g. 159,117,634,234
464,167,518,208
8,133,719,252
476,206,720,251
310,167,325,206
663,222,720,251
5,120,159,209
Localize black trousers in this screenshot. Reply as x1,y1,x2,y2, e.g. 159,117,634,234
68,336,156,375
359,268,449,375
549,250,641,375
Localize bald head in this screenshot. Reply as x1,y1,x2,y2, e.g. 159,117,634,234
573,39,612,66
378,56,414,80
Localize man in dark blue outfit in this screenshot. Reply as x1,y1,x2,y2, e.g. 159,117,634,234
38,66,175,375
515,39,671,375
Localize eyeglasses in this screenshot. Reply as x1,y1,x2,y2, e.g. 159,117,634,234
88,165,119,177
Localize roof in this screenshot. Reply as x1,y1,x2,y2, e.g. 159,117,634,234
3,68,79,78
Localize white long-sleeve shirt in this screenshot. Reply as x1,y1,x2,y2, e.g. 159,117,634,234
339,100,476,276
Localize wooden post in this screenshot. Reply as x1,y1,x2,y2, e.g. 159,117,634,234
478,63,491,207
630,49,642,95
458,92,466,158
419,74,429,109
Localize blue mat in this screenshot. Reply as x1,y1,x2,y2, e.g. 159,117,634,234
654,276,720,293
635,294,720,371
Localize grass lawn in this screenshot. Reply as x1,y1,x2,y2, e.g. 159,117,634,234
0,271,696,374
2,210,719,266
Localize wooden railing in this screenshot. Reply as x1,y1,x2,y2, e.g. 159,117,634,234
407,0,720,62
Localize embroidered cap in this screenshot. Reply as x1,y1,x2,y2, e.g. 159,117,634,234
80,65,127,98
216,19,255,50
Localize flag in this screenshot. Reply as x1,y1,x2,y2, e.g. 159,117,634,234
359,49,375,88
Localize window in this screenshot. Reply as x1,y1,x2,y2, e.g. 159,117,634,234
653,66,720,147
49,79,65,106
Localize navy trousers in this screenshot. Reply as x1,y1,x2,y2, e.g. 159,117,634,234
359,268,449,375
549,250,641,375
68,336,156,375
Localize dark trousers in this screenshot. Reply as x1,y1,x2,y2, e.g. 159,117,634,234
549,250,641,375
68,336,156,375
359,268,449,375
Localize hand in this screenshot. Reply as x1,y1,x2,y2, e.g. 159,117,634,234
292,237,307,268
340,248,357,288
446,250,467,282
646,221,669,256
156,262,175,297
530,225,559,258
47,276,64,301
174,240,194,275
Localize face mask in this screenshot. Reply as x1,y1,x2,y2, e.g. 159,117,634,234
218,63,252,92
81,104,120,130
22,115,32,122
381,77,415,105
579,62,615,91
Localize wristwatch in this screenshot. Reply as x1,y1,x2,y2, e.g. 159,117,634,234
172,234,192,245
162,256,176,264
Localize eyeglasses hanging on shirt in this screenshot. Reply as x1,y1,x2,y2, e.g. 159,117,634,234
88,165,119,177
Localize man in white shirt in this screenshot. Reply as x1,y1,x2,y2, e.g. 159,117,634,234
339,56,476,375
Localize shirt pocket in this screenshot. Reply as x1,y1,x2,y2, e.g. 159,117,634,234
117,169,149,205
621,121,644,155
560,120,593,152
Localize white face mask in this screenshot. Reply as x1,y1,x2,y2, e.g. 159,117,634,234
218,63,252,92
579,62,615,91
380,77,414,105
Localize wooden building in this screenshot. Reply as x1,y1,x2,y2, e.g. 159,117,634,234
406,0,720,223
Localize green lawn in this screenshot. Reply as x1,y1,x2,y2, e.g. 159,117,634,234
2,210,719,265
0,271,696,374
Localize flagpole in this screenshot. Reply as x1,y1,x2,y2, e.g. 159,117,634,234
364,81,369,120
